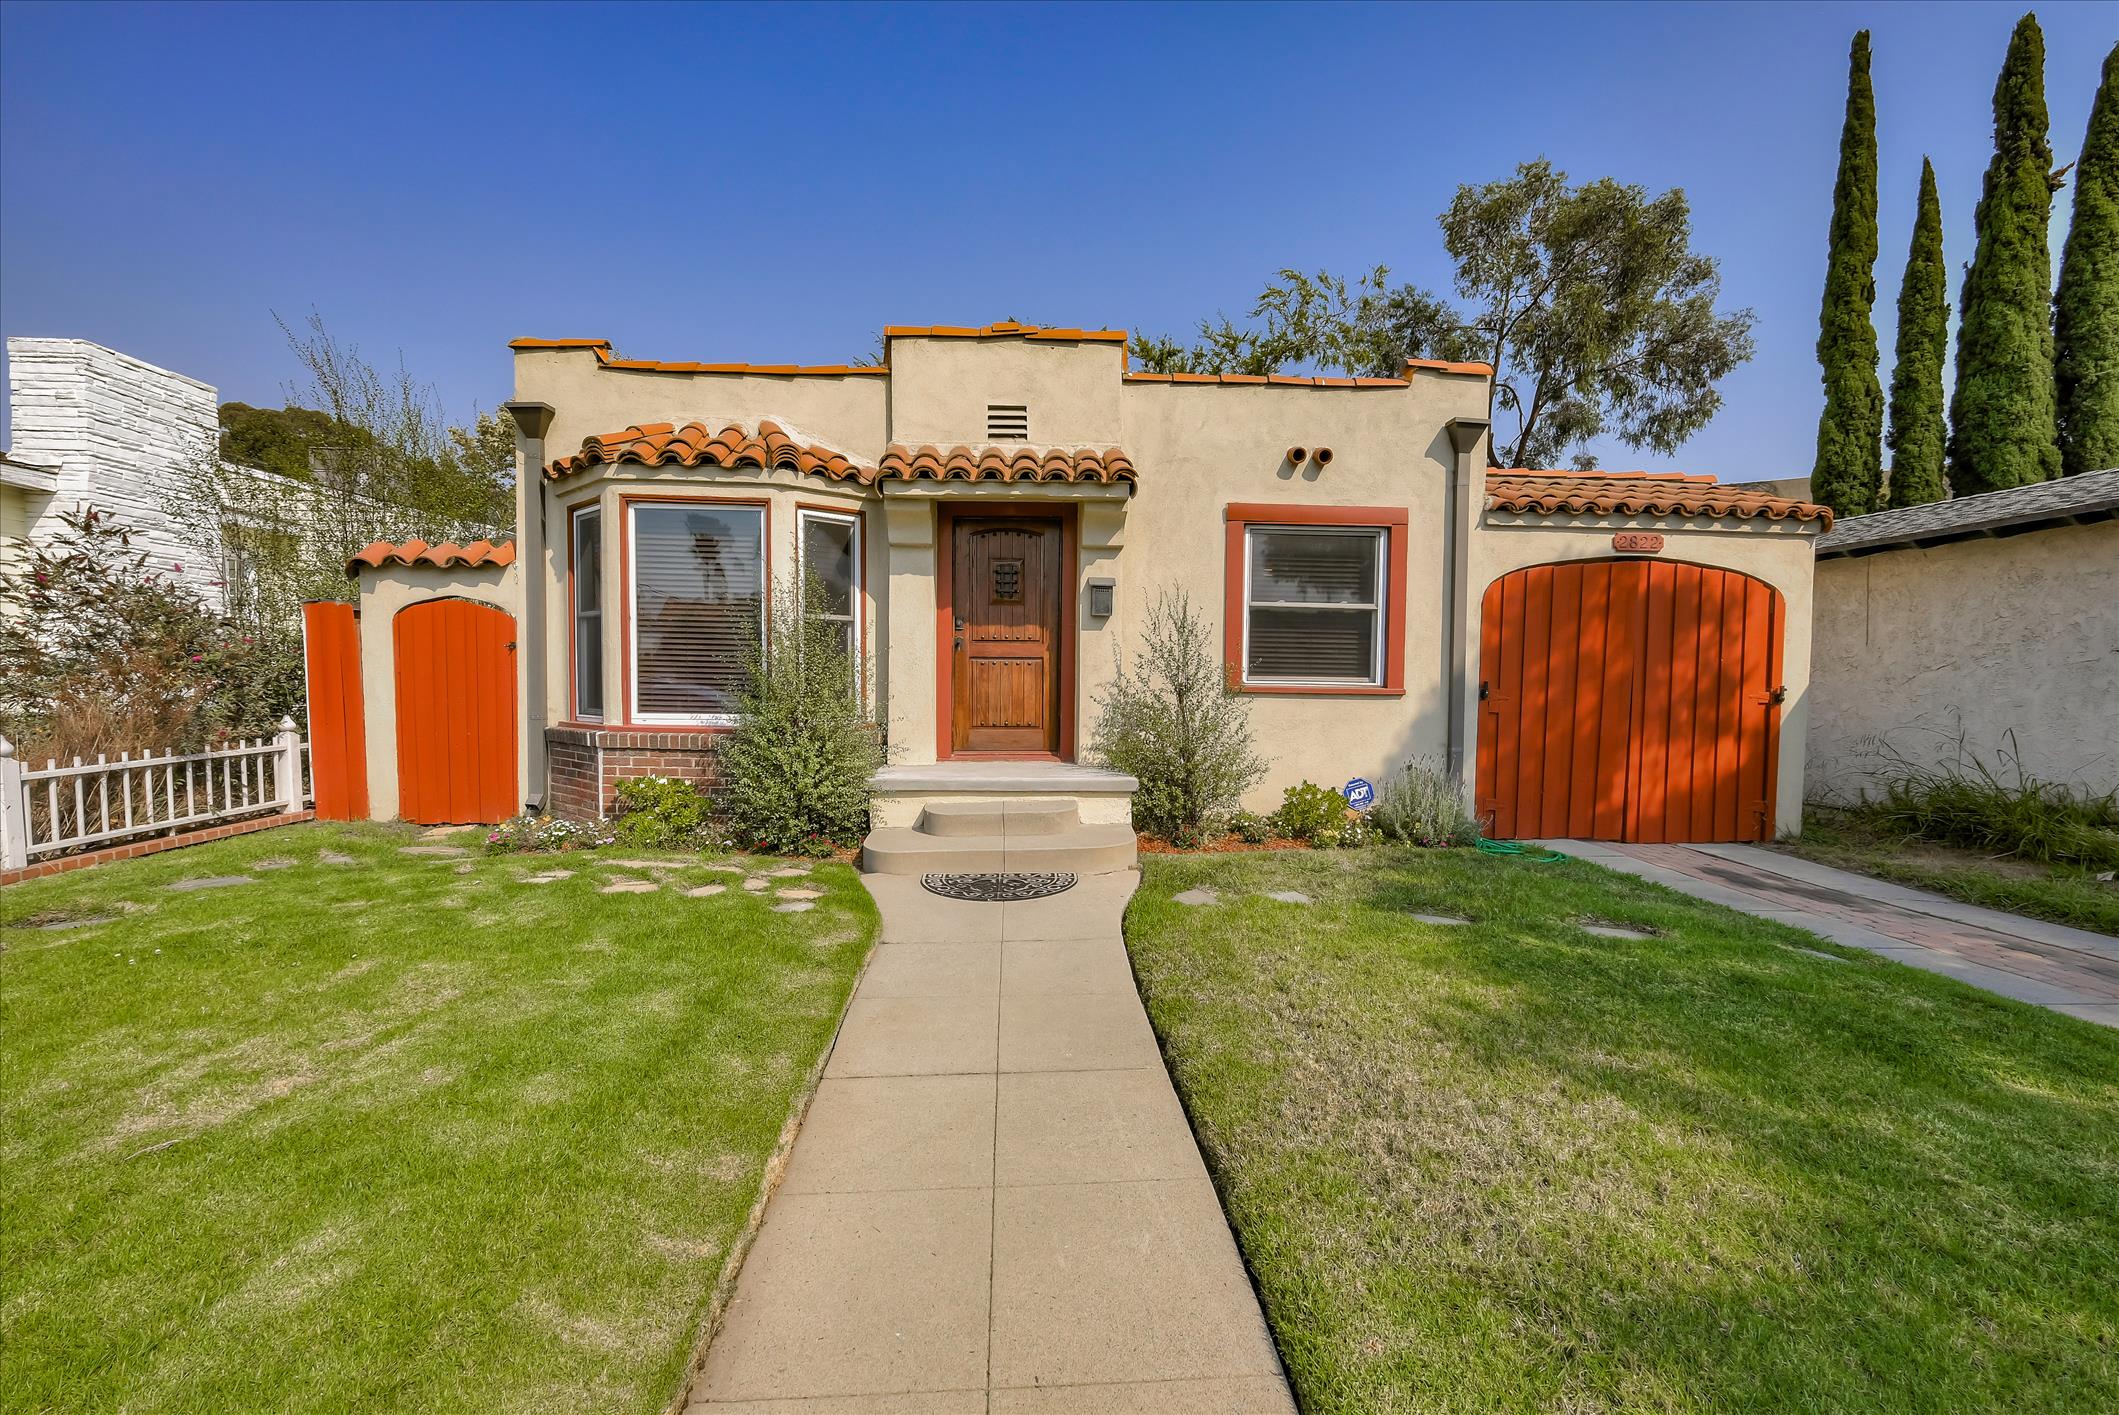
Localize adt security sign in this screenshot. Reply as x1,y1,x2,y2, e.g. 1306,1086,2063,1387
1342,777,1375,812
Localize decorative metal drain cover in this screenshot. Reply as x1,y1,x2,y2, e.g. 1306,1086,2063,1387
921,871,1077,902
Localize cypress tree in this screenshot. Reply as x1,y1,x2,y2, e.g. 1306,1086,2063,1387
2055,43,2119,477
1811,30,1885,518
1949,13,2061,492
1885,160,1950,506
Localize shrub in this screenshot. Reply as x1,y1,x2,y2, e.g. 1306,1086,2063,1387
610,775,720,850
1370,756,1482,847
1337,812,1376,849
1271,781,1350,848
485,814,615,854
1091,590,1265,843
716,572,883,856
1228,809,1271,845
1860,738,2119,871
0,504,305,759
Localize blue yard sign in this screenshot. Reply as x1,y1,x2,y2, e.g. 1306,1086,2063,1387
1342,777,1375,811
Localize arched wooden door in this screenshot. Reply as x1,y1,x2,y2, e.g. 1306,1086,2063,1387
393,599,519,825
1475,560,1783,843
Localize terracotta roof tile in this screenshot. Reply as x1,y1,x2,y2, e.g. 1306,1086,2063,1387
1402,357,1495,377
348,538,517,574
509,338,886,377
877,444,1136,484
884,321,1129,345
1485,469,1833,529
548,420,869,482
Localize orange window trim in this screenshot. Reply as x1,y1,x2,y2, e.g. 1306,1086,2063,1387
616,492,772,729
1222,503,1409,696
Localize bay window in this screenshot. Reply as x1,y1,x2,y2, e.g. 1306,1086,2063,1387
628,500,764,724
798,508,861,665
570,507,603,720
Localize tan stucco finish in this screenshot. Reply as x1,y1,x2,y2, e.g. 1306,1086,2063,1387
1809,520,2119,802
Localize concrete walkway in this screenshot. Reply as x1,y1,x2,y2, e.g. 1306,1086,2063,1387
688,868,1295,1413
1541,839,2119,1028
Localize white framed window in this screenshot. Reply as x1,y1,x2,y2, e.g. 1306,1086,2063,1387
797,508,862,668
570,507,603,721
628,500,765,725
1242,525,1386,686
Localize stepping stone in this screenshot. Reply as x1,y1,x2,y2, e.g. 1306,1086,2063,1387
610,859,691,870
453,862,474,874
685,884,727,898
600,879,658,894
522,870,574,884
37,914,116,930
771,901,815,913
1582,923,1655,940
767,866,811,878
698,864,745,874
399,845,470,858
253,857,296,871
419,826,463,840
1172,888,1220,906
777,887,823,900
1412,912,1472,926
742,878,770,893
168,875,255,891
318,850,356,865
1263,890,1312,905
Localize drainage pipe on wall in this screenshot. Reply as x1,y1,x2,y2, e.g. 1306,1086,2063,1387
504,400,556,813
1441,417,1489,786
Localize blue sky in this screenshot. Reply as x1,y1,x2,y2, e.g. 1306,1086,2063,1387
1,1,2111,481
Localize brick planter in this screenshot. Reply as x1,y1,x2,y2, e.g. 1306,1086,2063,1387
545,727,721,820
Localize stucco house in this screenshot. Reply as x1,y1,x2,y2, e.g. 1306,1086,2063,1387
337,322,1832,859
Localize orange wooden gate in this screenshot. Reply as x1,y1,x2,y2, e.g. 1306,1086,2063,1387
393,599,518,825
1475,560,1783,843
302,600,369,821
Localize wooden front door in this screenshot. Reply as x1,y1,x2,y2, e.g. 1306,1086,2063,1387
1474,559,1784,843
949,516,1063,754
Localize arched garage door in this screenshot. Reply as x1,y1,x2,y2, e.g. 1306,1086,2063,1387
393,599,519,825
1475,560,1783,843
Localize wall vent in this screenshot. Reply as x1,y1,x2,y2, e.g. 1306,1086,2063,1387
987,404,1030,440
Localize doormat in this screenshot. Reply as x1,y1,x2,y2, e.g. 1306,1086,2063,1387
920,872,1077,902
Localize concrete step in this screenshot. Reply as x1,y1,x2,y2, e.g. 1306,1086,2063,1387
915,799,1080,837
861,821,1137,876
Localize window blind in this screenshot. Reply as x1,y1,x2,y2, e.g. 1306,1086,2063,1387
631,503,763,719
1246,527,1382,682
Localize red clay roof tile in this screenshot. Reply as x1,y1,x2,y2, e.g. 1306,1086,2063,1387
1124,371,1414,389
1484,470,1833,529
547,420,868,482
509,338,886,377
348,538,517,574
884,321,1129,344
877,444,1136,484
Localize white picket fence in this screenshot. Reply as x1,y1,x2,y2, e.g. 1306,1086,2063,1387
0,718,311,870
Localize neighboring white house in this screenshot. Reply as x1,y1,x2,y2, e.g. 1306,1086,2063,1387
3,336,248,609
1808,469,2119,804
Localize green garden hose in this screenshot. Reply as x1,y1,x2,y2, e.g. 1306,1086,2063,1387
1475,839,1567,863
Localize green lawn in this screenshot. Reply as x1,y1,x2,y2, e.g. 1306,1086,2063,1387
1125,849,2119,1414
0,821,876,1415
1781,807,2119,937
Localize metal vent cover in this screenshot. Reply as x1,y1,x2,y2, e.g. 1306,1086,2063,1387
987,404,1029,440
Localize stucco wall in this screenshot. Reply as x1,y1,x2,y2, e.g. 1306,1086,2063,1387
353,563,520,821
1808,520,2119,802
887,337,1124,447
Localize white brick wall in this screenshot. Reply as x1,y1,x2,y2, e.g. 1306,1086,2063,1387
5,337,233,609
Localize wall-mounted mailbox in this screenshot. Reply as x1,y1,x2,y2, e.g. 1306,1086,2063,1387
1087,578,1115,619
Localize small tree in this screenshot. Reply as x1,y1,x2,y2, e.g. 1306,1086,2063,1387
2056,43,2119,478
1949,12,2063,493
1810,31,1885,519
1090,590,1265,844
1886,159,1951,508
715,573,882,855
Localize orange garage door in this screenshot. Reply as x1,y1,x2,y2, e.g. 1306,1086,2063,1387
394,599,519,825
1475,559,1784,843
